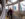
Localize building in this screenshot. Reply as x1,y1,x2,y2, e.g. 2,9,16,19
0,0,25,19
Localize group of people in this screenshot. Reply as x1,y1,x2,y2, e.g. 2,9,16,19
7,8,13,19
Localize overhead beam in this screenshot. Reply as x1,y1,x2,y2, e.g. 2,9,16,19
6,1,18,6
6,0,23,6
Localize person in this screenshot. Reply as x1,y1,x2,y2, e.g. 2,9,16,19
7,8,13,19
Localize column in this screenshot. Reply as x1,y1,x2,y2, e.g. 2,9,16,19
1,0,6,19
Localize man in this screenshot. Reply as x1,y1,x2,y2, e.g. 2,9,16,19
7,8,13,19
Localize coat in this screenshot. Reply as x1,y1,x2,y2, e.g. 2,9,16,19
7,9,13,15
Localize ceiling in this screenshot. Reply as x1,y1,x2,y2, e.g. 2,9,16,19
6,0,23,6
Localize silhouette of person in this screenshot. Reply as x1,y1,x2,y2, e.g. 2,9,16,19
7,8,13,19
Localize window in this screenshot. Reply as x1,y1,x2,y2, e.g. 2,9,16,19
11,0,18,3
13,3,18,11
20,1,25,11
9,5,13,9
5,6,9,12
5,6,8,9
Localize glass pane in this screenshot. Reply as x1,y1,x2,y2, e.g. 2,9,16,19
13,3,18,11
5,6,8,9
20,1,25,11
5,6,9,12
11,0,17,3
9,5,13,9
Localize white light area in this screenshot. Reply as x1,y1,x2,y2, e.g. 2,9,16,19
11,0,17,3
5,6,8,9
0,4,2,8
9,5,13,9
7,1,12,4
13,3,18,11
20,1,25,11
23,0,25,1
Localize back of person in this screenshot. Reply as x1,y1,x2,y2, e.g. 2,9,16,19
7,8,13,16
7,8,13,19
9,9,12,14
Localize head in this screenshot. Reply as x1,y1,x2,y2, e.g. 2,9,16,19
10,8,11,10
9,8,12,10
